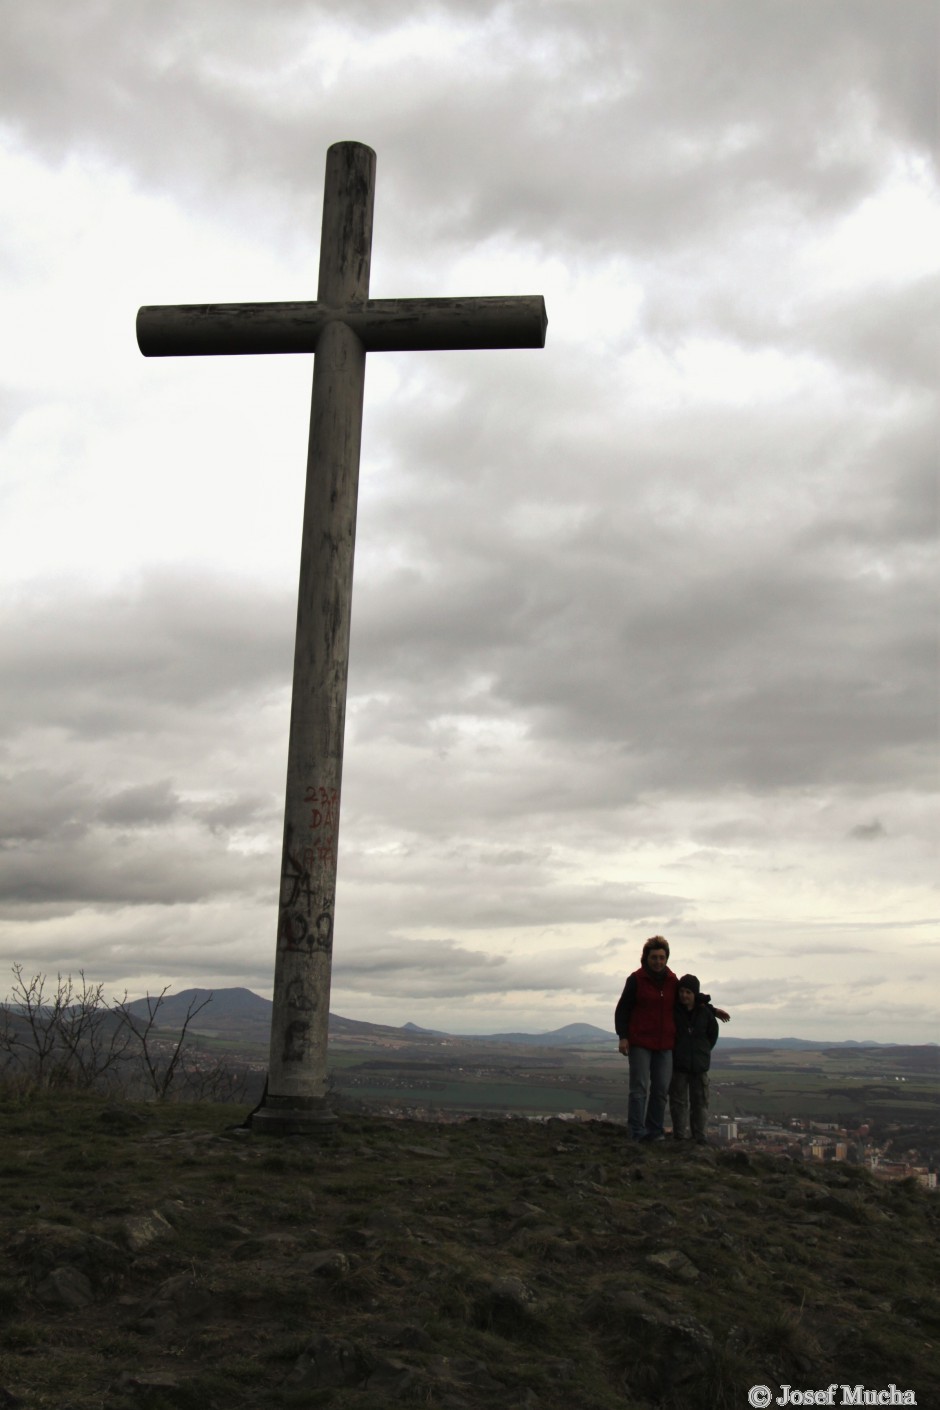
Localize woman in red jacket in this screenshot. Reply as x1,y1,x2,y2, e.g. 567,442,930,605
615,936,677,1141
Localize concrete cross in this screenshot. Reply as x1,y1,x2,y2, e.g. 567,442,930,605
137,141,547,1131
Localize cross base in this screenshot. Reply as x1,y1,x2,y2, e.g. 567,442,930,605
250,1094,338,1135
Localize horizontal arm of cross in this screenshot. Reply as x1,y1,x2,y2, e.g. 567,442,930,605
137,295,547,357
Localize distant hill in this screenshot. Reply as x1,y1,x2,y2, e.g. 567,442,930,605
120,988,272,1045
119,989,934,1052
719,1036,872,1051
468,1022,615,1047
122,987,272,1025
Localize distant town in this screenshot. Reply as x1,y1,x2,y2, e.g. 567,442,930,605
341,1098,936,1191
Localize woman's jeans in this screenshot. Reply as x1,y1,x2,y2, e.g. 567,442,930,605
627,1045,673,1139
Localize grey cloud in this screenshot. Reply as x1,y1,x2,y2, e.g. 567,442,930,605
638,269,940,396
392,353,932,799
477,848,549,868
337,938,506,980
1,1,934,262
0,828,271,907
348,487,935,797
0,574,293,918
0,762,277,862
800,277,940,391
375,2,937,261
194,794,277,833
798,410,939,550
96,779,181,827
0,901,280,991
0,760,278,913
0,571,293,741
849,820,887,841
334,937,617,1001
0,769,95,845
337,834,686,931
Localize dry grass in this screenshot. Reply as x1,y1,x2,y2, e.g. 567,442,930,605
0,1091,937,1409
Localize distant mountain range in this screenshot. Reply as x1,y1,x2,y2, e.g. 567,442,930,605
120,988,934,1052
402,1020,614,1046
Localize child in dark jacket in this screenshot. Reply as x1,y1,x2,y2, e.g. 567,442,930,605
669,974,719,1143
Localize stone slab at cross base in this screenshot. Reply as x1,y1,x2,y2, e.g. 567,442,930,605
251,1093,338,1133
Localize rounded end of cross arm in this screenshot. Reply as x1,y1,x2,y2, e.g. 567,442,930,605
136,306,175,356
328,139,377,162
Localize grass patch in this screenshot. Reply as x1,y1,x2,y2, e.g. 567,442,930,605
0,1091,937,1409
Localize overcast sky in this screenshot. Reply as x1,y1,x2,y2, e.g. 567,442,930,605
1,0,937,1043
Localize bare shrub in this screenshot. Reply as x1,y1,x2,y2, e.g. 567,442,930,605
0,965,133,1093
0,968,254,1103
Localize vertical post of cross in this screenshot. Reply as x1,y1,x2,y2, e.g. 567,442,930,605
253,142,376,1130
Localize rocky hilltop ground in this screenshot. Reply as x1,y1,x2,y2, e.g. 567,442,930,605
1,1092,937,1409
